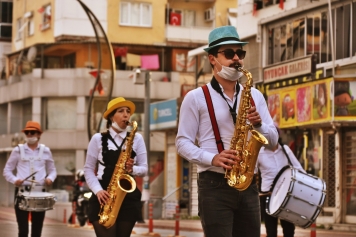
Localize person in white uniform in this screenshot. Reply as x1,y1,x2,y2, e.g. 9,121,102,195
258,123,305,237
3,121,57,237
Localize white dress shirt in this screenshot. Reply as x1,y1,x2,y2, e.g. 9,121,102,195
176,82,278,174
257,144,305,192
84,127,148,195
3,143,57,186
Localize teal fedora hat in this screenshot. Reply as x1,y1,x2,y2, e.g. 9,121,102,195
204,26,248,52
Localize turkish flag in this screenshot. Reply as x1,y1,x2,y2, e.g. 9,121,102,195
170,12,181,26
279,0,284,10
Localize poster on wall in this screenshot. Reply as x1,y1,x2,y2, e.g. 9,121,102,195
333,80,356,118
267,78,332,128
267,77,356,128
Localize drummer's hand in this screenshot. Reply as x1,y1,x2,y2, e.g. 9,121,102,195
14,179,23,187
211,150,240,170
45,178,52,186
96,190,110,205
126,158,134,174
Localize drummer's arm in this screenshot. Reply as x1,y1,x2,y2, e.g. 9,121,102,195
44,148,57,185
3,147,21,185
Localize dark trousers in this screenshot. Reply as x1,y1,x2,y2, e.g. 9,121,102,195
14,189,46,237
15,205,45,237
198,171,261,237
261,195,295,237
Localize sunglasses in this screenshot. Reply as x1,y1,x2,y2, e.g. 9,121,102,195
217,49,246,60
24,131,38,135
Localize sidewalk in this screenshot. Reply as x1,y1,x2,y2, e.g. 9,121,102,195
1,205,355,237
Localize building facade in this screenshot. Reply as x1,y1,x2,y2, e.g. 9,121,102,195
258,0,356,230
0,0,237,221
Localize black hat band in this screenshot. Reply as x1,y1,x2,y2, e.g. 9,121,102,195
209,37,241,47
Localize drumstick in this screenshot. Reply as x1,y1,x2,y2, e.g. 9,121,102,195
23,171,38,181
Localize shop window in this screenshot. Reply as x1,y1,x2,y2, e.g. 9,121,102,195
120,2,152,27
45,99,76,130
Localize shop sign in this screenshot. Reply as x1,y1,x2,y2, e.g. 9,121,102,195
263,56,312,83
267,78,356,129
150,99,177,130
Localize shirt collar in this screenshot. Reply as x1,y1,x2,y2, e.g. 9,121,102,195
109,127,127,139
24,143,40,150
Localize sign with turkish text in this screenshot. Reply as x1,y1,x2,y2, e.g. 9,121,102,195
150,99,177,130
263,56,312,83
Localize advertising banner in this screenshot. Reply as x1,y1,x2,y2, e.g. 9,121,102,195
267,78,356,128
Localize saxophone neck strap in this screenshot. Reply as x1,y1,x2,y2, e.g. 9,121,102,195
202,84,225,153
106,131,127,150
211,77,239,125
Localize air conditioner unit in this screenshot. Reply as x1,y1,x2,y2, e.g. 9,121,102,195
204,8,214,22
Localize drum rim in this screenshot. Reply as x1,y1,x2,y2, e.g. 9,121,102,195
267,165,294,215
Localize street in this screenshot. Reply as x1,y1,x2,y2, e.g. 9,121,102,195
0,219,355,237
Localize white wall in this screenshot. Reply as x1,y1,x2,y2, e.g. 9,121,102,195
54,0,107,38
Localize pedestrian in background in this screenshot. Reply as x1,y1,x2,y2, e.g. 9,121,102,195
258,123,305,237
84,97,148,237
3,121,57,237
176,25,278,237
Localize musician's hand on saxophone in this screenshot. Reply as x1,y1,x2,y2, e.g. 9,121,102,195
246,106,262,127
211,150,240,170
125,158,134,174
96,190,110,205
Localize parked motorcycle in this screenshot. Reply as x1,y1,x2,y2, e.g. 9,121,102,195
69,169,92,226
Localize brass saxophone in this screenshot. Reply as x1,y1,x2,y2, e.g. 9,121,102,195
224,65,269,191
98,121,138,228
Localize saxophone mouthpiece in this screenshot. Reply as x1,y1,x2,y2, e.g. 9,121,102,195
234,64,243,71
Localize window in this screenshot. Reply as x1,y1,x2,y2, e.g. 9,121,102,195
266,2,356,66
46,99,76,130
27,19,34,36
40,4,51,31
0,23,11,38
120,2,152,27
0,1,13,23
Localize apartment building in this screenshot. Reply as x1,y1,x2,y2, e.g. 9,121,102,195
0,0,238,220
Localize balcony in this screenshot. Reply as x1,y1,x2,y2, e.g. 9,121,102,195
165,25,210,44
0,68,182,104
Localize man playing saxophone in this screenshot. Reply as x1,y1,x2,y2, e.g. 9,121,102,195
176,26,278,237
84,97,148,237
